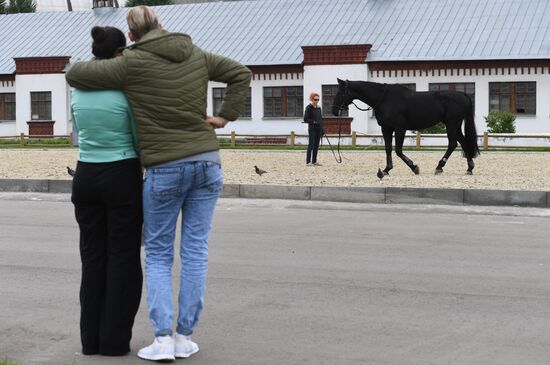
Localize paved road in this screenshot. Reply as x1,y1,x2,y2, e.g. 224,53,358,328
1,193,549,365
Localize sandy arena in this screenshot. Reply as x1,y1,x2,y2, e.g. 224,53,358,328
0,149,549,191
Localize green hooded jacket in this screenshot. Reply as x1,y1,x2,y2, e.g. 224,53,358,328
66,29,252,167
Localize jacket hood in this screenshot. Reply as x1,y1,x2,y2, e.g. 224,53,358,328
129,29,193,62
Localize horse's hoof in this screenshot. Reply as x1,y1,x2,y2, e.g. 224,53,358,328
413,166,420,175
383,171,389,176
435,168,443,175
466,171,473,175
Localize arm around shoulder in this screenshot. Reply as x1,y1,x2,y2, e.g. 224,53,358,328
65,56,128,90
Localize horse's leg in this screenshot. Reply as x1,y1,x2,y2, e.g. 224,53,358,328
381,126,394,175
435,123,458,174
456,130,475,175
395,129,419,174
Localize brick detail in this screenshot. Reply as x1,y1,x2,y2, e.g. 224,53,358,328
323,117,353,135
14,57,71,75
248,65,304,75
0,74,15,82
302,45,372,66
27,121,55,136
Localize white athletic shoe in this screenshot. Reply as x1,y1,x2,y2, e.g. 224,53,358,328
174,333,199,358
137,335,175,361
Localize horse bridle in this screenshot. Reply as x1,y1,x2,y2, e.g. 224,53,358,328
329,81,386,164
338,81,387,115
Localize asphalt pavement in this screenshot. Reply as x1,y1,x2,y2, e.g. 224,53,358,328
1,193,549,365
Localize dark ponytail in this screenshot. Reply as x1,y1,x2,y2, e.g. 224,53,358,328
91,26,126,59
91,26,106,43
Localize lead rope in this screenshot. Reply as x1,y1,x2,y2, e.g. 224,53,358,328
351,101,372,112
324,100,372,163
322,118,343,163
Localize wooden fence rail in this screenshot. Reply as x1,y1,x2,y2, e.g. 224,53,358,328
2,132,550,149
217,131,550,149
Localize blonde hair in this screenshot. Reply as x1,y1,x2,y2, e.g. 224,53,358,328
127,5,159,39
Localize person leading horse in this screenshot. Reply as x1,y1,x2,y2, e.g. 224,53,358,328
332,79,480,175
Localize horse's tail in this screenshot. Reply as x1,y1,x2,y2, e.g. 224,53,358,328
463,94,480,159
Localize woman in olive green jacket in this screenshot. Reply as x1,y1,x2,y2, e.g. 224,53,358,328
66,6,251,362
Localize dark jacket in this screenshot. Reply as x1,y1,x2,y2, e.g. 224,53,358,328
66,29,252,167
303,104,323,127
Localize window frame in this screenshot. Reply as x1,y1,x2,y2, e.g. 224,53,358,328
321,84,348,117
489,81,536,115
30,91,52,120
0,93,16,121
263,86,303,118
212,87,252,118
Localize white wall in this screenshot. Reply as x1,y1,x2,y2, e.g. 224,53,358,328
210,64,371,136
0,80,15,93
15,74,70,135
3,64,549,141
303,64,370,133
211,73,306,135
0,122,16,136
369,67,550,134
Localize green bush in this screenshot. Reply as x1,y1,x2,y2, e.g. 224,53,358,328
484,111,516,133
420,122,446,134
27,137,71,145
0,137,72,148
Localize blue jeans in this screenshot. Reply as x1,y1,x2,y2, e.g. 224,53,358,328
143,160,223,337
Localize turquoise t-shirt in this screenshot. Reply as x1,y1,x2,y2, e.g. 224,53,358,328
71,89,139,163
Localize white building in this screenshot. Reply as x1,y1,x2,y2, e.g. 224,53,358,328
35,0,128,12
0,0,549,139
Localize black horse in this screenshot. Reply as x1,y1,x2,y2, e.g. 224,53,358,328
332,79,480,175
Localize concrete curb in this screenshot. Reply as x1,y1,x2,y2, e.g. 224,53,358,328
0,179,548,208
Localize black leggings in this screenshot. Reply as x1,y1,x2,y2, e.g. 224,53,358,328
71,158,143,356
307,124,323,164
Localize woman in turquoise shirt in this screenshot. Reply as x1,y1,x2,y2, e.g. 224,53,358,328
70,26,142,357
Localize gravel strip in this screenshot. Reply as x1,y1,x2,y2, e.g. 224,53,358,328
0,149,549,191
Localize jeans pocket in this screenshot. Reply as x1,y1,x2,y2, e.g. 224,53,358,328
151,168,183,200
200,162,223,194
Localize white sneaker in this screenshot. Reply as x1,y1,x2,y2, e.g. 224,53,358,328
137,335,175,361
174,333,199,358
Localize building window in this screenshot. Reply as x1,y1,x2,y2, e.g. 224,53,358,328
322,84,348,117
489,82,536,115
212,88,224,117
0,93,16,121
93,0,113,7
263,86,303,117
213,87,251,118
31,92,52,120
430,82,475,109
